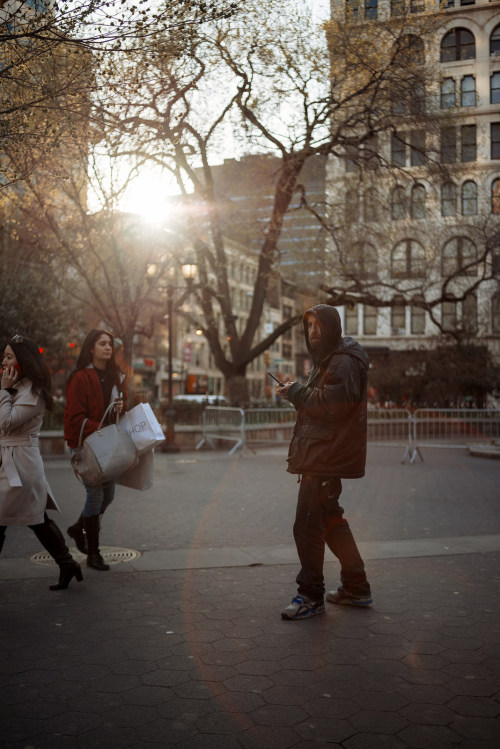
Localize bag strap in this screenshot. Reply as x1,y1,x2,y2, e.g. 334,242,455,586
77,402,120,448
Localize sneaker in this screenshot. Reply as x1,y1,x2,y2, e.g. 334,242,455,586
281,594,325,620
326,586,372,607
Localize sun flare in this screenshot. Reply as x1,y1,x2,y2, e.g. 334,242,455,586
120,170,177,223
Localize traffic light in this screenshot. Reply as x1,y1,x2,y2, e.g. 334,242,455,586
264,351,270,365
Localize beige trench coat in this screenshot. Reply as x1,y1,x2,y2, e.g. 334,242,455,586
0,379,59,525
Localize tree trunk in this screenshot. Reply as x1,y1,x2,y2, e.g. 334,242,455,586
225,375,250,406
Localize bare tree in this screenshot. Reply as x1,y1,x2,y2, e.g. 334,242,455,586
92,0,448,402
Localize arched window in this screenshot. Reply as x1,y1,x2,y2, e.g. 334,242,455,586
441,182,456,216
391,186,406,220
441,28,475,62
461,181,477,215
491,73,500,105
492,178,500,214
461,75,477,106
492,292,500,334
391,296,406,335
442,236,477,276
411,296,426,335
490,24,500,56
391,239,425,278
411,184,426,219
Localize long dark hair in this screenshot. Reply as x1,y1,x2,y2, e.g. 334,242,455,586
7,335,54,411
69,329,122,386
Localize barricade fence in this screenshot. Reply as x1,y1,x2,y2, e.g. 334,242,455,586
196,407,500,462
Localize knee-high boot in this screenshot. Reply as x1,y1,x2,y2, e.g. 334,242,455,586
325,518,371,596
0,526,6,554
67,512,87,554
31,517,83,591
83,515,110,571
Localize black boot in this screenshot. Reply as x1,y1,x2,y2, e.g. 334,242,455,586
83,515,110,571
67,512,88,554
30,517,83,591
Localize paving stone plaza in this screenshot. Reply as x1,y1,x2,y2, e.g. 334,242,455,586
1,446,499,748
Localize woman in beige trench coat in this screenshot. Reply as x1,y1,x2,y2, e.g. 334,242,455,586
0,334,82,590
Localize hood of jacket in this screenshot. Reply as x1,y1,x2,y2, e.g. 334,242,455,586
303,305,369,368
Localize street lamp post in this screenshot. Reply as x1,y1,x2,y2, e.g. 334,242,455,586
162,260,198,453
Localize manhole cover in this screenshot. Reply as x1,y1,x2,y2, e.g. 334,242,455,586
29,546,141,566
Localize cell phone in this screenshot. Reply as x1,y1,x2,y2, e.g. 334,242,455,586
13,362,23,376
267,370,285,387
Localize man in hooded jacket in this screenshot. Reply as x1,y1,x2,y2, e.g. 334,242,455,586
278,304,372,620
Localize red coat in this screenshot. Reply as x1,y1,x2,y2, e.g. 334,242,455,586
63,367,128,449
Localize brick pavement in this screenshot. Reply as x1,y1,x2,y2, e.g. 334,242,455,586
1,446,499,748
1,551,499,748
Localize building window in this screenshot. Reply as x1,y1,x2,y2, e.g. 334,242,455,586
442,236,477,276
461,75,477,106
461,125,476,162
492,178,500,214
411,184,426,219
461,181,478,215
391,297,406,335
440,77,455,109
345,145,360,173
363,305,377,335
441,182,457,216
410,131,425,166
463,294,477,334
410,82,426,114
345,303,358,335
441,126,456,163
391,133,406,167
492,292,500,334
442,299,457,331
410,297,426,334
346,0,359,18
391,0,404,17
345,189,360,223
492,73,500,105
440,28,475,62
346,243,378,278
365,0,378,19
363,190,378,223
490,24,500,56
391,239,426,278
391,186,406,219
492,123,500,160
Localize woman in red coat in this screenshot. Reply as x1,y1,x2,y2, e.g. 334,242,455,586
64,329,127,572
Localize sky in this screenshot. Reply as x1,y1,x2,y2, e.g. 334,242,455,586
118,0,332,220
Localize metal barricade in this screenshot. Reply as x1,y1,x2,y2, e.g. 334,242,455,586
411,409,500,463
367,409,412,463
196,407,245,455
244,407,297,448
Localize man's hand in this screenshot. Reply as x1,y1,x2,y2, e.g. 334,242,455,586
278,381,296,397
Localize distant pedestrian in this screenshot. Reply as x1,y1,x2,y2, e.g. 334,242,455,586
279,305,372,620
64,329,127,572
0,334,82,590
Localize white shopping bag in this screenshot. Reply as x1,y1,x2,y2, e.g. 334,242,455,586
121,403,165,455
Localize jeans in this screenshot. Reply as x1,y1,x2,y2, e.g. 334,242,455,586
293,474,371,601
82,479,115,517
